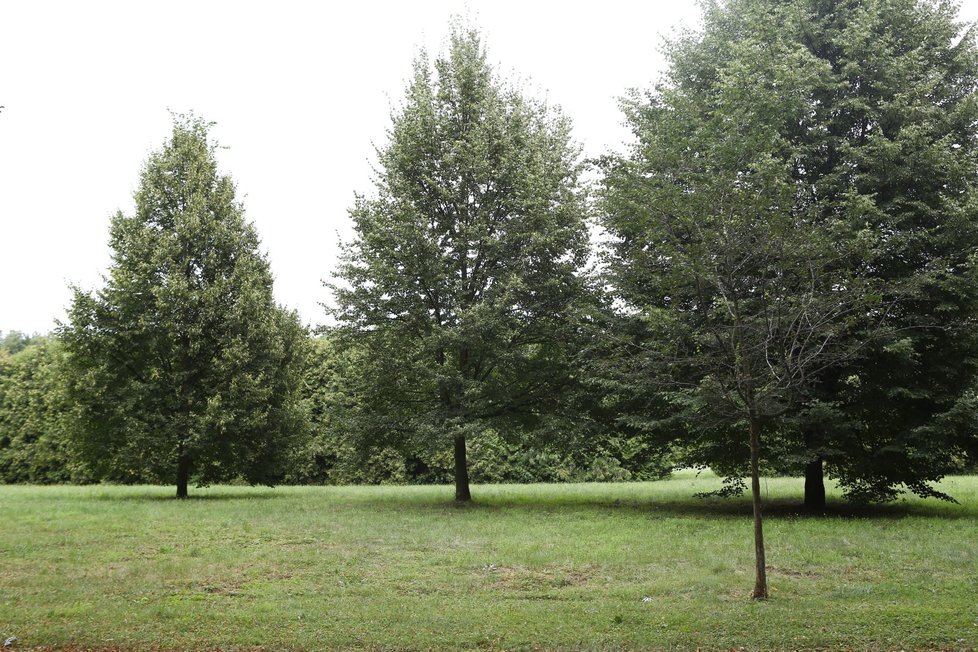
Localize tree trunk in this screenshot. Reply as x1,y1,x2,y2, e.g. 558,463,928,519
453,434,472,502
176,455,190,499
804,457,826,511
749,414,768,600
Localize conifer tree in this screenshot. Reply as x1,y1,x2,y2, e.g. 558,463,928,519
61,115,306,498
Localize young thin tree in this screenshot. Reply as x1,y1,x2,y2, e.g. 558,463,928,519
61,115,307,498
601,7,880,598
331,26,591,502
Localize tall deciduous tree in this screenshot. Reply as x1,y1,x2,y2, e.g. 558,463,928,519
331,26,591,502
604,0,978,513
61,115,307,498
780,0,978,507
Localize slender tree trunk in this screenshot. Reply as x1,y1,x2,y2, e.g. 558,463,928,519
453,434,472,503
804,457,826,511
749,414,768,600
176,455,190,499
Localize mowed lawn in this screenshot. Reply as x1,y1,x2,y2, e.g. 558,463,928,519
1,472,977,651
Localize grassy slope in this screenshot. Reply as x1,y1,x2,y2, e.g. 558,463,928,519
1,472,976,651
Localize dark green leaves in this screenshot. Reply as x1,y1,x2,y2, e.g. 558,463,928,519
601,0,978,501
60,115,307,493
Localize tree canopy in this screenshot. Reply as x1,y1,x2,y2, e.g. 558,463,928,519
601,0,978,508
0,338,83,484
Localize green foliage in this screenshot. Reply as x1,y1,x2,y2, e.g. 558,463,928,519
602,0,872,454
0,338,90,483
330,25,594,498
288,336,668,486
285,333,381,485
0,331,42,355
59,115,307,495
601,0,978,503
778,0,978,502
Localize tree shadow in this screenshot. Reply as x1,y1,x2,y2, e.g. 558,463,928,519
80,486,288,502
613,495,978,520
426,490,978,521
18,481,978,519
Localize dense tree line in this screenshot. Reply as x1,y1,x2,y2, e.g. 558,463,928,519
0,331,668,487
1,0,977,600
0,337,88,483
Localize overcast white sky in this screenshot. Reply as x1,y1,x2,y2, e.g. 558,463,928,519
2,1,977,334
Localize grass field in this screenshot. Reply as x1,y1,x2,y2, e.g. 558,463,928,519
1,472,976,651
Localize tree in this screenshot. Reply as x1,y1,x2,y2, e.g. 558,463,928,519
600,0,891,598
777,0,978,507
330,26,592,502
604,0,978,512
60,115,307,498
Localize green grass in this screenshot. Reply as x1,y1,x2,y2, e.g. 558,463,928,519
1,472,977,650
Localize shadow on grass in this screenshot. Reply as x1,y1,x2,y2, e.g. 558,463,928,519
619,496,978,520
479,497,975,520
15,482,978,519
313,487,978,520
77,487,287,502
